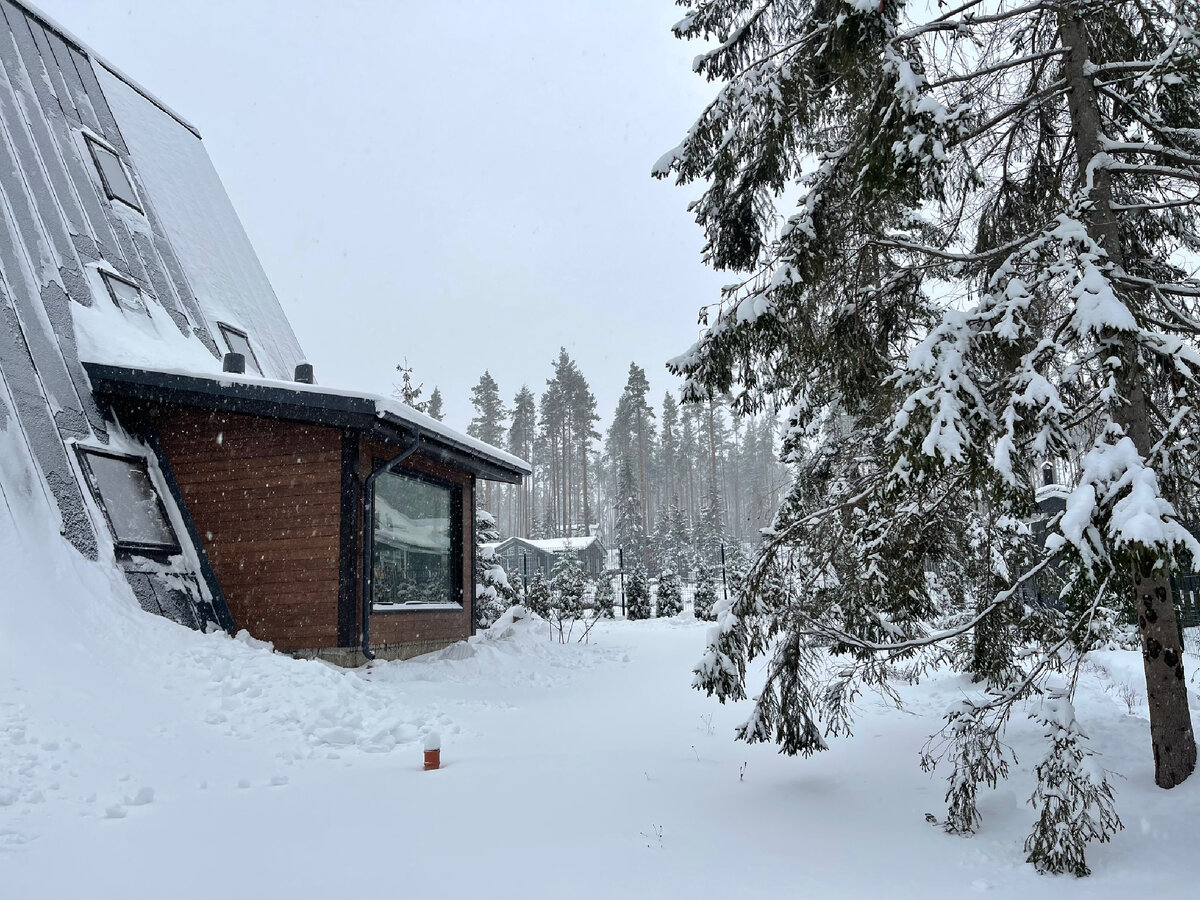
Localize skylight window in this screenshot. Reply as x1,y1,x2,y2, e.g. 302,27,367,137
85,136,142,212
100,271,147,314
77,448,180,554
218,323,262,375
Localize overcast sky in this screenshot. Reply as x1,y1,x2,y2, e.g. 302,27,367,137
37,0,725,432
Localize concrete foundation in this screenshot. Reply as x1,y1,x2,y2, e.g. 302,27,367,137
292,638,460,668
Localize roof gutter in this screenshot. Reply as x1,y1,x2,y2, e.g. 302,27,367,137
360,428,422,662
83,363,527,483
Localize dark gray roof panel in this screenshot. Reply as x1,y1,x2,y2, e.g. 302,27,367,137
44,26,100,133
0,282,97,558
65,40,125,151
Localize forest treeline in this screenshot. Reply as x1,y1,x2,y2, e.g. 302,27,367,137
394,351,788,572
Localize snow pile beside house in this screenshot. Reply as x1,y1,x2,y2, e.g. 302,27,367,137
0,455,560,841
0,515,387,828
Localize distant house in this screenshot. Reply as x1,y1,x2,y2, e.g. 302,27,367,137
0,1,528,665
485,536,608,580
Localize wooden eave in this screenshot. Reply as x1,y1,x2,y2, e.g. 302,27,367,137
84,362,526,484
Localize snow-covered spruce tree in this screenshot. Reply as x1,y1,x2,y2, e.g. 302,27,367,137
524,570,553,620
693,563,718,621
426,387,445,422
392,358,427,412
549,549,587,642
594,572,616,618
626,567,652,620
1023,687,1122,876
658,570,685,617
657,0,1200,871
474,508,515,629
653,499,695,578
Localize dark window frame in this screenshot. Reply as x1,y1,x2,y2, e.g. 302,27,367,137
76,446,181,556
99,269,148,315
83,135,143,213
217,322,262,376
369,462,464,613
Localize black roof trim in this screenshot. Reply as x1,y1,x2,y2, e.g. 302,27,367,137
84,363,525,484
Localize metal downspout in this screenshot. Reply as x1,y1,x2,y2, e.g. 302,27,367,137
360,429,421,661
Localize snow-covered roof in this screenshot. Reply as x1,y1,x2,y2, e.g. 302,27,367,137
93,62,306,381
527,536,601,553
84,362,531,483
15,1,200,136
494,536,602,554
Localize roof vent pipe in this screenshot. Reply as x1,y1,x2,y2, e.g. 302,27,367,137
294,362,314,384
222,352,245,374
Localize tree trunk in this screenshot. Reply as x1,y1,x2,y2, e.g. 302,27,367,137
1059,8,1196,788
637,413,648,562
707,398,719,496
731,423,742,543
581,441,591,536
1133,552,1196,787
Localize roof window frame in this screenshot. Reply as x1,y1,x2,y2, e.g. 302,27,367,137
75,446,181,556
98,269,148,315
83,134,143,213
217,322,262,376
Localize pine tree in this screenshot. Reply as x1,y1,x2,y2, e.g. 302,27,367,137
611,364,657,554
509,386,538,536
694,488,725,568
657,0,1200,871
539,350,600,536
657,570,683,618
468,371,507,447
468,371,507,514
678,402,701,526
426,387,445,422
661,392,681,503
625,567,651,621
614,455,646,565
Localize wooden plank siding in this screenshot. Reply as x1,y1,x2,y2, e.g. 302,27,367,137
156,408,342,651
154,411,475,658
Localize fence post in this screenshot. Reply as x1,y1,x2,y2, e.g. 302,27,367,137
720,544,729,604
619,547,626,616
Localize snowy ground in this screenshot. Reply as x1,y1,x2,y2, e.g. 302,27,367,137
4,512,1200,898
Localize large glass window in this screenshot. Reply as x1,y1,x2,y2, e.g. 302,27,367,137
78,449,179,553
372,469,461,607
